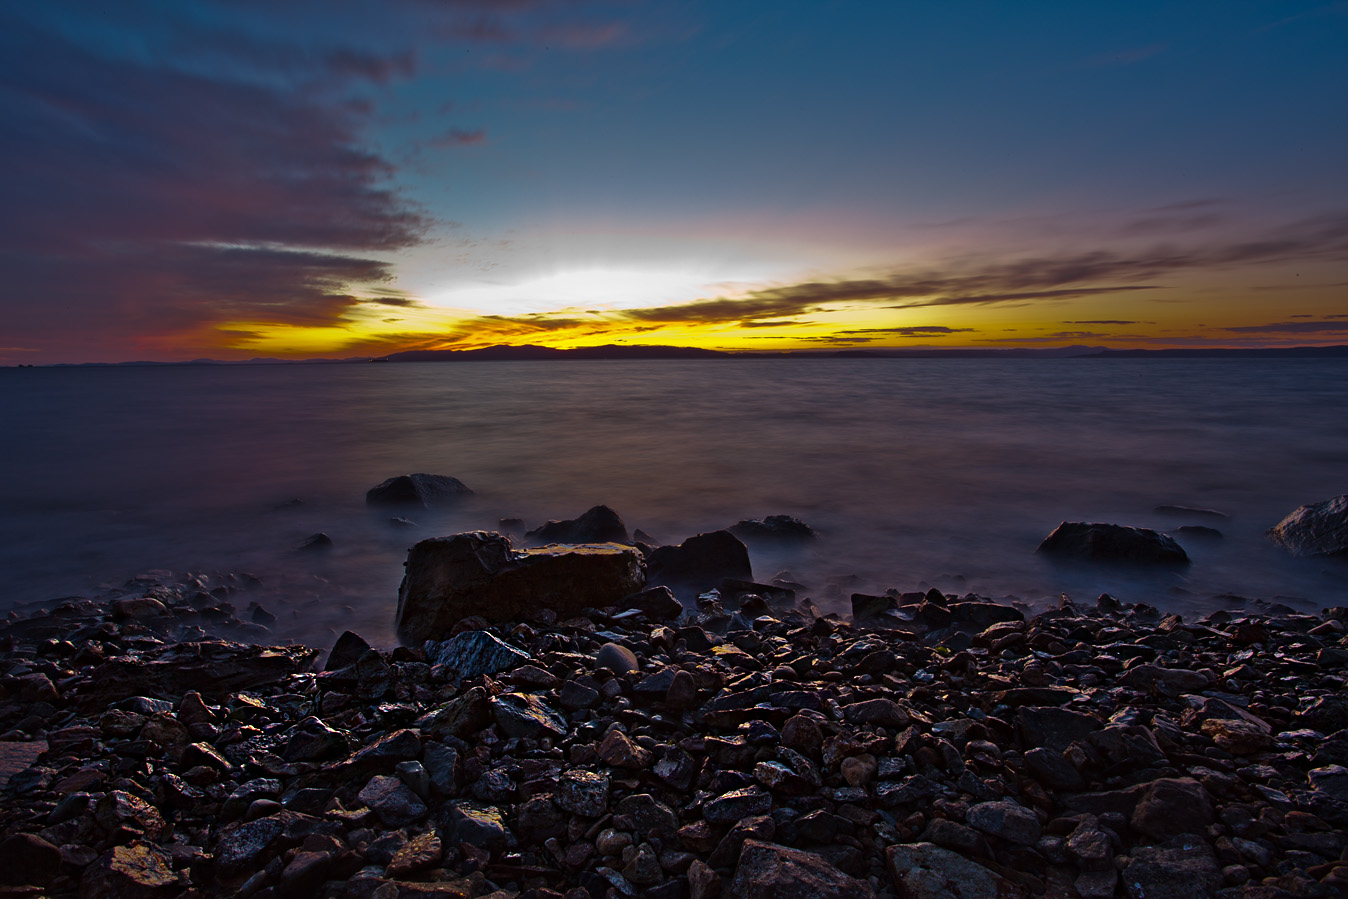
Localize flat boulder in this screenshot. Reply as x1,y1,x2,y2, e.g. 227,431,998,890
886,842,1028,898
1268,494,1348,557
395,531,645,644
366,473,473,510
646,530,752,590
525,504,629,544
731,840,875,899
728,515,816,542
1037,522,1189,565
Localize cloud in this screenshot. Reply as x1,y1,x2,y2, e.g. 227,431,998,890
1223,321,1348,334
1066,320,1148,325
834,326,974,336
427,128,488,148
0,16,429,359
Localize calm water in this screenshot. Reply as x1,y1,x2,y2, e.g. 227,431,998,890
3,358,1346,647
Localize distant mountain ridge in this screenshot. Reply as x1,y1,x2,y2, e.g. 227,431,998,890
372,344,729,362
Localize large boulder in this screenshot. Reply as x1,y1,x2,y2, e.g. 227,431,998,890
366,473,473,509
1036,522,1189,565
646,530,752,590
1268,494,1348,557
525,504,629,544
395,532,645,644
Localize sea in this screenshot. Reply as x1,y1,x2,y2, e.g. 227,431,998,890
3,357,1345,648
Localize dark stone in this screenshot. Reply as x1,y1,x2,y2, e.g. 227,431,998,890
1122,838,1221,899
851,593,896,620
490,692,566,740
595,642,639,674
395,532,645,644
1018,706,1101,752
728,515,816,542
525,505,629,544
325,630,372,671
621,585,683,620
887,842,1028,899
646,530,752,590
704,788,772,823
80,842,177,898
299,532,334,551
425,630,531,680
1131,778,1214,839
948,601,1024,629
1037,522,1190,565
446,801,514,852
1269,494,1348,557
366,473,473,509
731,840,874,899
1173,525,1223,540
0,833,62,886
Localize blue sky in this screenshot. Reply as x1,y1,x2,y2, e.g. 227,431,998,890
2,1,1345,360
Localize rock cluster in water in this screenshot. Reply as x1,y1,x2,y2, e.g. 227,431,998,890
2,563,1348,899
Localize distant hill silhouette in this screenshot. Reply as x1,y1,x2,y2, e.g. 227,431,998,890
1093,345,1348,359
372,344,730,362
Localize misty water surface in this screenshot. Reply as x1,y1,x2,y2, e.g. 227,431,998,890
2,357,1345,647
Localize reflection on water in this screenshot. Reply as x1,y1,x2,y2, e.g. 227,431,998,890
2,358,1345,647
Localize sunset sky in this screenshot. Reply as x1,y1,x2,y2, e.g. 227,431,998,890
3,1,1346,363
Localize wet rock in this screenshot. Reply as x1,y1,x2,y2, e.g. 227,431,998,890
0,832,62,886
556,769,609,817
325,630,372,671
426,629,531,680
886,841,1028,899
1121,837,1221,899
1308,765,1348,802
283,716,349,762
387,830,443,876
359,774,429,826
526,505,630,544
1037,522,1189,565
621,585,683,620
645,530,752,590
299,531,333,551
730,839,874,899
491,692,566,739
366,473,473,509
1268,493,1348,557
446,802,514,852
1118,664,1211,695
842,697,910,728
79,841,177,899
728,515,816,543
597,729,653,769
704,788,772,823
396,532,645,643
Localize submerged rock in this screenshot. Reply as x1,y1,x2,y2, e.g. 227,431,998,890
525,504,629,544
395,531,645,644
728,515,816,542
1268,493,1348,557
1037,522,1189,565
365,473,473,509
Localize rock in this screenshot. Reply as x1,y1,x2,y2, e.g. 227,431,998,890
366,473,473,509
1154,504,1228,519
446,802,514,852
704,788,772,823
526,505,629,544
621,585,683,620
730,840,874,899
1131,778,1213,839
0,833,62,886
426,629,531,680
1121,838,1221,899
851,593,896,620
966,800,1042,846
1200,718,1274,755
359,774,429,826
396,532,646,643
1308,765,1348,802
665,669,698,709
1174,525,1223,540
595,642,639,674
80,842,177,899
728,515,816,542
1268,493,1348,557
1037,522,1189,565
645,530,752,590
556,769,609,817
325,630,372,671
597,729,653,769
388,830,443,876
886,842,1028,898
111,596,168,620
1018,705,1101,753
843,698,910,728
688,859,720,899
1118,665,1211,695
1299,696,1348,732
490,692,566,740
283,716,349,762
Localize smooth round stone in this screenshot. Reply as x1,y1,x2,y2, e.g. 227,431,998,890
596,642,639,674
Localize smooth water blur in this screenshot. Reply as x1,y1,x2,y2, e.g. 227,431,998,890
3,358,1346,647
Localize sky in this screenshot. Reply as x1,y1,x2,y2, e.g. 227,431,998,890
2,1,1346,363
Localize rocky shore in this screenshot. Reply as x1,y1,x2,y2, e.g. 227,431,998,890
2,532,1348,897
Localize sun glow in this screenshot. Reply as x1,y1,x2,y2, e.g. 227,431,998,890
421,267,749,316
